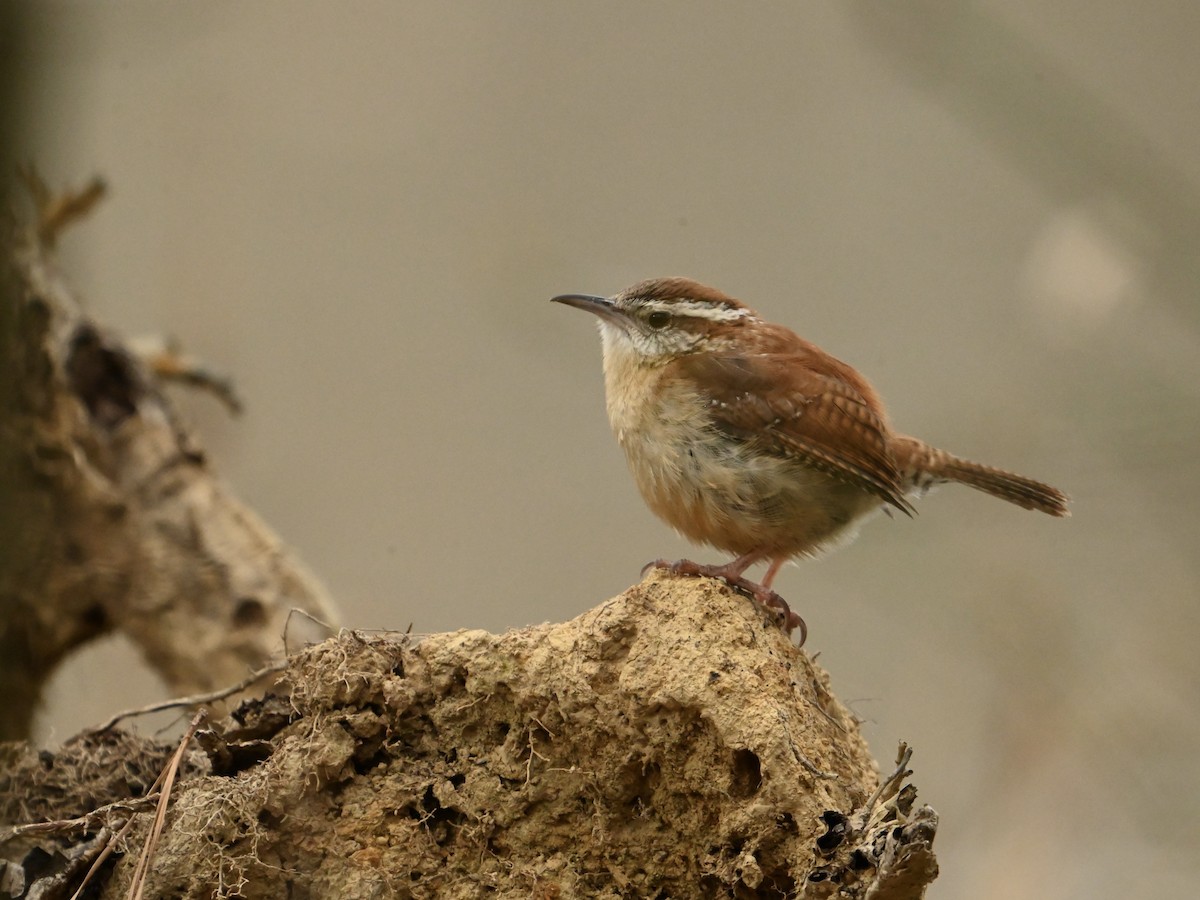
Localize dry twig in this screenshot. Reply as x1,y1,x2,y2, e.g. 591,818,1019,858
92,660,290,734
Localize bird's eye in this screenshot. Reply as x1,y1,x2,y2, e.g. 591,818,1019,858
646,310,671,329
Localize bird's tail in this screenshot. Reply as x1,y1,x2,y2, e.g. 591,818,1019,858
892,435,1070,517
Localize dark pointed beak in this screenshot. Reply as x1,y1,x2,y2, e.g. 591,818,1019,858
551,292,628,329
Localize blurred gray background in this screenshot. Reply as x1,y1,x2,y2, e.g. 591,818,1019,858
9,2,1199,897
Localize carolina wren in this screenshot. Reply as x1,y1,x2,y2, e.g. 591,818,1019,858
553,277,1069,642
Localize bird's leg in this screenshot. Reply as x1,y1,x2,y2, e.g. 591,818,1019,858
643,553,807,644
760,558,806,644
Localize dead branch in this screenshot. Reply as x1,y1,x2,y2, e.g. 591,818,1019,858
0,173,338,740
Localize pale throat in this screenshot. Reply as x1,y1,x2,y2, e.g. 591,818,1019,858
598,325,671,443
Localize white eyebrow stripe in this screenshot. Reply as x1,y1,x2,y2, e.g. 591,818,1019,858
641,299,753,322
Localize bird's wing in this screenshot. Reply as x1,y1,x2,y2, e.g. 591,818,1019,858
678,344,915,515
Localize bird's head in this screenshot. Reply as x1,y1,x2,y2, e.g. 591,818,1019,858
552,277,758,365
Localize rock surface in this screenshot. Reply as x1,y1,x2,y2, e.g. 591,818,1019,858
3,572,938,899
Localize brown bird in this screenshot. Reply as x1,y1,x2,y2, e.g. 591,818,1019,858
553,277,1069,642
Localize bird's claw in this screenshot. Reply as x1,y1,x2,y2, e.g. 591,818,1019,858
643,558,808,645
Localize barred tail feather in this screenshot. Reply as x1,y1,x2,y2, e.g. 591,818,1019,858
892,435,1070,517
939,457,1070,517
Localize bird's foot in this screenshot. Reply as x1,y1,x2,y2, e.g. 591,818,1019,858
642,558,807,645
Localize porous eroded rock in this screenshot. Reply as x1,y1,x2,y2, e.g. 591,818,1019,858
86,572,931,899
